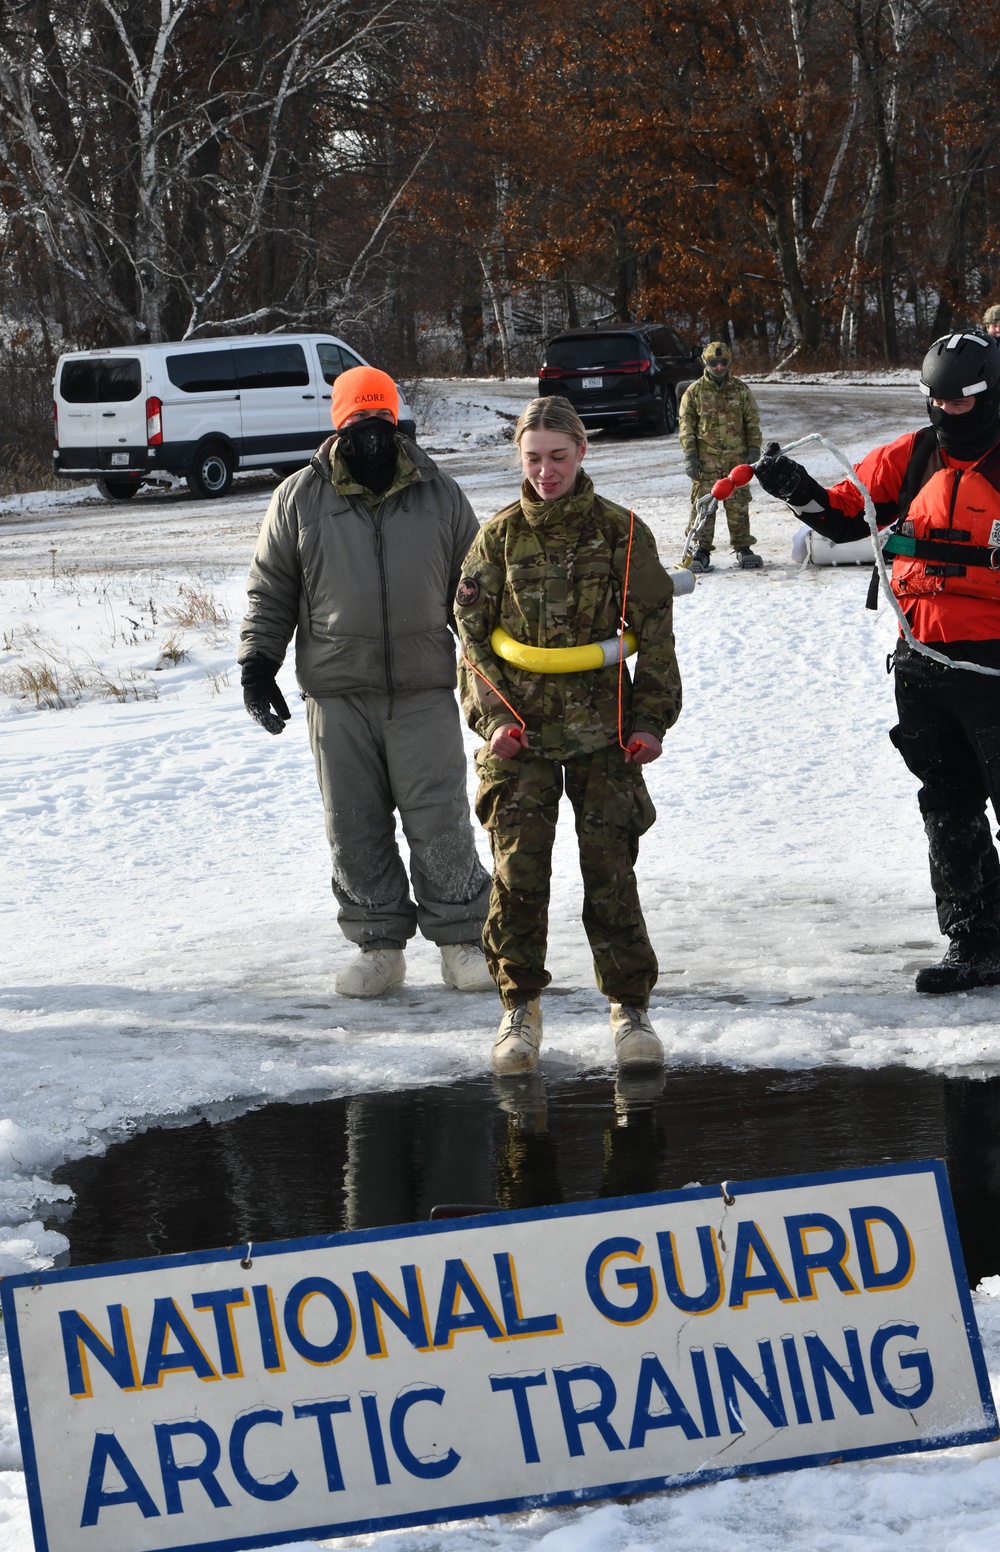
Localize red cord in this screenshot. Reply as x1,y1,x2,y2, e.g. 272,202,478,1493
461,650,527,737
618,507,637,752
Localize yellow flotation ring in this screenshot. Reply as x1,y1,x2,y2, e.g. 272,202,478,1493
490,627,637,674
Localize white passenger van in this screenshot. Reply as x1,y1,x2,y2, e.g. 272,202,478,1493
52,332,417,500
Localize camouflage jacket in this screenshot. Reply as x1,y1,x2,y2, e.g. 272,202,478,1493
454,472,682,760
679,373,761,467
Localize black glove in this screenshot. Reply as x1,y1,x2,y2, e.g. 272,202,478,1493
754,442,826,507
241,655,291,735
683,452,703,479
745,444,761,464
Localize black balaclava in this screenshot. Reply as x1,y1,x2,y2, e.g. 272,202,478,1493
338,416,399,493
928,390,1000,459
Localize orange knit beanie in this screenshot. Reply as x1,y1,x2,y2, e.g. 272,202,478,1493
331,366,399,427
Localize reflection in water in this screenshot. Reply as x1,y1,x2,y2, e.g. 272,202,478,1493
49,1065,1000,1286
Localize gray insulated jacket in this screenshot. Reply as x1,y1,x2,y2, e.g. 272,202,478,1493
239,436,480,697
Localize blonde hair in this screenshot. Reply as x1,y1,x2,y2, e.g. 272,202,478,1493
514,395,587,448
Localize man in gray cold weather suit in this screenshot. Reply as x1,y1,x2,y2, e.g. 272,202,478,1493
238,365,492,998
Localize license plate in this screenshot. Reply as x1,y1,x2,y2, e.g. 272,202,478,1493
111,452,130,466
582,376,603,389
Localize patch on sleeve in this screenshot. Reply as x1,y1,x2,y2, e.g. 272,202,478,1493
455,575,480,606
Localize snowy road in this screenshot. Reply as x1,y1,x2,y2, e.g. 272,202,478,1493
0,379,923,573
4,375,1000,1550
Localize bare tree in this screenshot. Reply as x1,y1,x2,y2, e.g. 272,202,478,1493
0,0,426,344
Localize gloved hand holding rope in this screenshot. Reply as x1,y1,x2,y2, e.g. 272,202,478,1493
716,436,1000,678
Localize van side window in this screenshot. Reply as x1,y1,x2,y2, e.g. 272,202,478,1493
234,344,309,390
316,343,365,384
59,359,142,402
167,351,237,393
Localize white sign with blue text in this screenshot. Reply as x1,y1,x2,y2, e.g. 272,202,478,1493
3,1160,996,1552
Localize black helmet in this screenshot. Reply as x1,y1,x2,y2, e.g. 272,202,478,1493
920,332,1000,457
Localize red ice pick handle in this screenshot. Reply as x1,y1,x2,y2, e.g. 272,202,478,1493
729,463,754,486
711,476,735,499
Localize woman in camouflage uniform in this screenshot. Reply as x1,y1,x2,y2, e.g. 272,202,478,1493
453,397,683,1075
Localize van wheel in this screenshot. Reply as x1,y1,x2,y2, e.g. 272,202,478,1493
96,478,139,501
186,443,234,499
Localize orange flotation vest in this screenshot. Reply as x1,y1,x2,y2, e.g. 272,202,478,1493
883,428,1000,605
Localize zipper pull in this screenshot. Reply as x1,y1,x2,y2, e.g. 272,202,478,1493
373,530,382,554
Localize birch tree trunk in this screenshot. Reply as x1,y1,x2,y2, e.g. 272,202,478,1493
0,0,420,344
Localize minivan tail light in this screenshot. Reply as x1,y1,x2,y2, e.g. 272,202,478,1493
146,396,163,445
538,365,563,379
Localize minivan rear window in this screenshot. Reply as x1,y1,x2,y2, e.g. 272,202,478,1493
545,336,645,369
60,358,142,403
166,350,237,393
234,344,309,390
647,328,686,356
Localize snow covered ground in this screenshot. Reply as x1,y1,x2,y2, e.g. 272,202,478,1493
4,376,1000,1549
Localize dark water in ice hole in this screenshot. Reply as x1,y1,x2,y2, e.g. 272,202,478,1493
47,1066,1000,1287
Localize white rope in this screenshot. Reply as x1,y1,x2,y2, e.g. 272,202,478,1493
681,487,724,564
778,432,1000,678
683,437,1000,679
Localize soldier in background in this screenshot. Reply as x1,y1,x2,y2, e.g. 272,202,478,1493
984,305,1000,340
454,396,682,1076
679,341,763,572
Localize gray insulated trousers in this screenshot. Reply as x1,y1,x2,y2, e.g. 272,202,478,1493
306,688,491,950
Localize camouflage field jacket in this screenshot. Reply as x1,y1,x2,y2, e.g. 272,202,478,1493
679,373,762,469
454,473,682,761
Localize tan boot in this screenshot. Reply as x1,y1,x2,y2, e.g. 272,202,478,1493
610,1003,664,1068
440,942,494,992
336,948,405,998
491,999,543,1075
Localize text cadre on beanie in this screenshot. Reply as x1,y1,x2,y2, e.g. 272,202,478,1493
331,365,399,428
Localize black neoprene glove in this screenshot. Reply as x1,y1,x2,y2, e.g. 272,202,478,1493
754,441,826,508
241,655,291,735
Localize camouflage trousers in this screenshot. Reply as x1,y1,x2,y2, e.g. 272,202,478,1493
474,744,658,1009
687,474,756,552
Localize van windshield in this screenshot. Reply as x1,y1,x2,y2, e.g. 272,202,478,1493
544,336,645,370
60,358,142,403
316,342,364,384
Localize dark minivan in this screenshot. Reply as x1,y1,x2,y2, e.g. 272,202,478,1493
537,324,700,435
